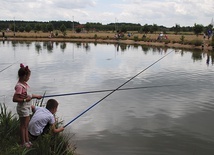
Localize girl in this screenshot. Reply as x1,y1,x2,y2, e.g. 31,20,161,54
13,63,42,148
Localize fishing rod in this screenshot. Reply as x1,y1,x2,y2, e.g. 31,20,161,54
44,84,181,98
63,50,173,128
40,91,46,107
0,61,19,73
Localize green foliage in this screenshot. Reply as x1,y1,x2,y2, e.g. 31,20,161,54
62,31,67,37
151,24,158,33
180,35,185,44
134,35,139,42
41,24,48,32
0,103,75,155
85,23,91,32
47,23,54,32
19,26,25,32
60,24,66,33
141,34,147,41
34,23,42,32
142,24,150,33
6,145,34,155
163,39,170,44
211,35,214,49
193,23,204,36
120,25,127,33
190,39,203,46
28,133,75,155
25,24,32,33
0,20,212,34
94,34,97,40
0,103,19,154
204,24,213,34
0,103,19,139
174,24,181,34
75,28,81,33
55,31,59,37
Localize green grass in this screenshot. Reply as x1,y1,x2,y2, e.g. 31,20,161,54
0,103,76,155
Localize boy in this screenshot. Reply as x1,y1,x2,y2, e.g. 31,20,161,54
28,99,64,140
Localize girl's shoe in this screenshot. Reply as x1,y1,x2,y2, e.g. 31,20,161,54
23,142,31,148
28,141,33,146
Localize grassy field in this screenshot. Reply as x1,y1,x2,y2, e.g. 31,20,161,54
2,30,203,41
2,30,213,51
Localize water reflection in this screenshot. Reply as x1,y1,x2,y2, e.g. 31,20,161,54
60,42,66,52
192,51,202,61
206,52,214,65
43,41,53,52
35,42,42,53
1,40,214,65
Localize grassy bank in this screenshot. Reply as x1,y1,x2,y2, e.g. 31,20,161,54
0,103,76,155
1,31,213,51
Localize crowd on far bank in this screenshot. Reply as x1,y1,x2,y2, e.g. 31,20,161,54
114,31,168,40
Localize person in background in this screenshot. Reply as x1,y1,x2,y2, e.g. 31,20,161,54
28,99,64,140
13,63,42,148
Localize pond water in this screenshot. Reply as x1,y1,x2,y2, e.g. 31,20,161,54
1,41,214,155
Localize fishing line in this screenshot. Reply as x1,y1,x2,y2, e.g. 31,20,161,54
44,84,181,98
63,50,173,128
0,61,19,73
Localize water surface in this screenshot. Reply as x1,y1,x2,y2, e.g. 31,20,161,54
1,41,214,155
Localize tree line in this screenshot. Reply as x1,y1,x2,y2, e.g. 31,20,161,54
0,20,213,36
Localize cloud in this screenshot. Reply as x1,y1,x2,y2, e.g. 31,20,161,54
0,0,213,27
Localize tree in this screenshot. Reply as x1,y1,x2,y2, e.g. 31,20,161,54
19,26,25,32
25,24,32,32
120,24,127,33
34,23,42,32
193,23,204,36
142,24,150,33
85,23,91,32
47,22,54,32
41,24,48,32
151,24,158,34
60,24,67,36
76,28,81,33
174,24,181,35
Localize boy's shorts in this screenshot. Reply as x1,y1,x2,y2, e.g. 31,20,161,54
29,131,38,141
17,102,32,117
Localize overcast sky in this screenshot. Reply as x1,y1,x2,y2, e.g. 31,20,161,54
0,0,213,27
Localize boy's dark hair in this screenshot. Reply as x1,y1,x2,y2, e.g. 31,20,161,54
18,63,31,78
46,99,58,110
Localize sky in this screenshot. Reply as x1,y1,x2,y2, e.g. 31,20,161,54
0,0,214,27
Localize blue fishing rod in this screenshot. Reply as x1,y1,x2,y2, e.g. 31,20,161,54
63,51,173,128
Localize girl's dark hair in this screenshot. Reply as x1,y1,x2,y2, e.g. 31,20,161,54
18,63,31,78
46,99,59,110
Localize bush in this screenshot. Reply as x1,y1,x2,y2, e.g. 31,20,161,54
0,103,19,154
180,35,185,44
55,31,59,37
75,28,81,33
0,103,76,155
94,34,97,40
134,35,139,42
191,39,203,46
211,35,214,48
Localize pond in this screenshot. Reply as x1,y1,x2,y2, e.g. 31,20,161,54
1,41,214,155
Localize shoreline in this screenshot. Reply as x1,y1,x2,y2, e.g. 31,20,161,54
1,37,213,51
